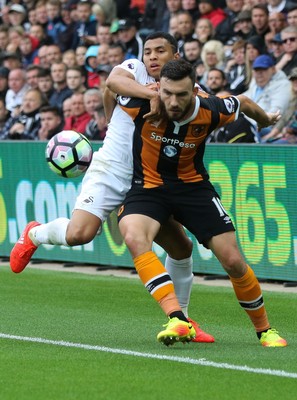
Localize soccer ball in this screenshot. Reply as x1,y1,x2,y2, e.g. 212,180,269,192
45,130,93,178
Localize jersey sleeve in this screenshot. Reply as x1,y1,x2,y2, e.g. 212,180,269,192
114,59,147,82
216,96,241,127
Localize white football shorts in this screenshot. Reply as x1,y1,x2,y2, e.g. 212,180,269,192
74,150,132,223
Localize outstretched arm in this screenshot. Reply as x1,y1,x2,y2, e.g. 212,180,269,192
237,95,281,129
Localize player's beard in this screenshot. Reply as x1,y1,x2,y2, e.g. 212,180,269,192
167,99,194,122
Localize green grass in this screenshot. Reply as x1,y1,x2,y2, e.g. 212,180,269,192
0,266,296,400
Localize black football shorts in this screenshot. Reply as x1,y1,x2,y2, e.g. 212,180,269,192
118,180,235,247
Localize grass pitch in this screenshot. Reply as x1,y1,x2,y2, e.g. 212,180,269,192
0,265,296,400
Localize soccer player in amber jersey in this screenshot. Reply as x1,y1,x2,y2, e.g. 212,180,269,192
10,33,214,344
117,59,287,347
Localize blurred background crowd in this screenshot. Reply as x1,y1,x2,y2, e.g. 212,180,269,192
0,0,296,143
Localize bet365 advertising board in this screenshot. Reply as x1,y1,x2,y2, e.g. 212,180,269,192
1,141,296,281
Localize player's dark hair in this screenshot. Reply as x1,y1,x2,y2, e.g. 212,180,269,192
144,32,178,53
160,59,196,87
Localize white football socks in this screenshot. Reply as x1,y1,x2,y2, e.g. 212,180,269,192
29,218,69,246
165,255,194,318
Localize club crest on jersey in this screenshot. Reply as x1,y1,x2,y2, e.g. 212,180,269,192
191,125,205,137
163,145,177,157
223,97,236,114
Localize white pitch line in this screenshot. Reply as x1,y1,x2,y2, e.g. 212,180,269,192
0,332,296,379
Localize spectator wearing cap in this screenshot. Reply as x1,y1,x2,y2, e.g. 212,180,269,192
233,10,253,41
116,18,144,60
2,52,22,71
0,67,9,98
287,6,297,27
270,33,284,61
84,45,100,88
275,26,297,76
243,54,291,142
262,66,297,143
8,4,27,28
71,0,97,49
215,0,245,44
250,4,270,39
5,68,30,114
198,0,226,29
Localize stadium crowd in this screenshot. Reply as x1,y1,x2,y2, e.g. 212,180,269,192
0,0,297,143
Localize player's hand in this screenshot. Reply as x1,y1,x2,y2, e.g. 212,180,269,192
145,83,158,92
259,111,281,129
143,93,162,122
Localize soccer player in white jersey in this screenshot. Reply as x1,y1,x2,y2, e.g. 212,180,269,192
10,32,214,343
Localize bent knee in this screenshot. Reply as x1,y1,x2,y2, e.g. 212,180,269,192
66,224,99,246
222,255,246,276
124,232,151,257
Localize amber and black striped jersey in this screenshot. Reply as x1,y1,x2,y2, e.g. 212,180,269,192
118,94,240,189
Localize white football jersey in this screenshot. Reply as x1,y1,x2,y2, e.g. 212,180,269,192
95,59,155,178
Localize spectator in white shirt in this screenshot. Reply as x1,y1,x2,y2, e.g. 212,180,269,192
243,54,291,142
